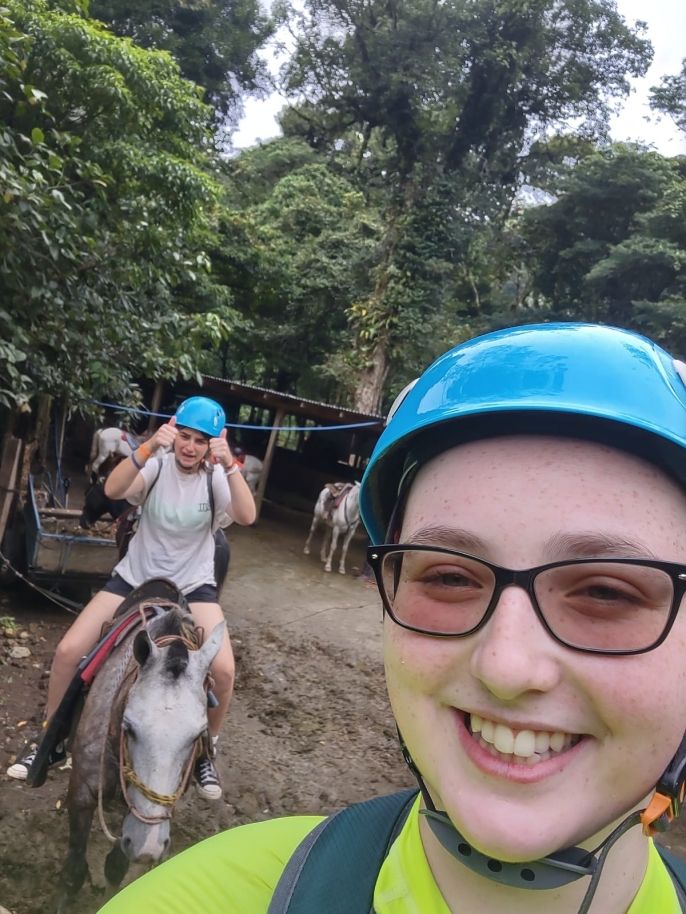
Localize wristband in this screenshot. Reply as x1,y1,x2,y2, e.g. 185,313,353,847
225,464,240,477
130,451,144,471
137,442,153,460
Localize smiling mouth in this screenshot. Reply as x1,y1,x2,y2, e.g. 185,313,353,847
467,713,583,766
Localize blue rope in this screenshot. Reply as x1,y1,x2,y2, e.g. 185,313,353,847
91,400,382,433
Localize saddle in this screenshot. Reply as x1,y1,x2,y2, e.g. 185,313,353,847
26,579,186,788
324,482,353,512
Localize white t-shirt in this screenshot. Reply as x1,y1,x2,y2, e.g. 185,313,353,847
114,453,234,594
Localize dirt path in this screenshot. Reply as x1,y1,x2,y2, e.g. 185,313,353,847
0,505,412,914
2,503,686,913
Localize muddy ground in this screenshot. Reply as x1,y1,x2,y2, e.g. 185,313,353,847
2,501,686,914
0,503,413,914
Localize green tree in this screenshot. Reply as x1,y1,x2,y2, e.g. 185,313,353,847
0,0,236,413
650,58,686,135
521,145,686,349
280,0,652,412
88,0,275,123
207,139,382,402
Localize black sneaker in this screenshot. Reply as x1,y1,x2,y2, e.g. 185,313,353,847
194,753,222,800
6,737,65,781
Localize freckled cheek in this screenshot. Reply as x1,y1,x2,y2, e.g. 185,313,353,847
383,622,464,697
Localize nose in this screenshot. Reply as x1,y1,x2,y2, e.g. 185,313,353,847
469,585,562,700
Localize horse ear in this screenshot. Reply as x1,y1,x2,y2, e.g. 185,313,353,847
133,630,156,667
196,621,225,671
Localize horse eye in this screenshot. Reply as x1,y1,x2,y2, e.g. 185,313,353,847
122,719,137,741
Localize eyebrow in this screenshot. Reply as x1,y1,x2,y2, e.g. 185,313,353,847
404,526,489,554
544,532,658,560
403,527,658,560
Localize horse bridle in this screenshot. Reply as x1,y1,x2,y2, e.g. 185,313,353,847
119,721,200,825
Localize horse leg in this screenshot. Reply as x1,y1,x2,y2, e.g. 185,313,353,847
338,522,359,575
304,514,319,555
320,526,332,564
324,527,340,573
56,802,94,913
104,841,130,888
91,451,105,479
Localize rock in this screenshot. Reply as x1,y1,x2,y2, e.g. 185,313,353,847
8,646,31,660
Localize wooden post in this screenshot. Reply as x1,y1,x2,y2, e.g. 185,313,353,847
0,433,23,547
253,407,285,520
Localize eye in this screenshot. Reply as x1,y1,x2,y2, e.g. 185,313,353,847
122,718,137,741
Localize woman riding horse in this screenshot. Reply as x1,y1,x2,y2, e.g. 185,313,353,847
8,396,256,800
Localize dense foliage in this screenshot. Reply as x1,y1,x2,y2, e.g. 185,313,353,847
88,0,275,124
278,0,653,411
1,0,685,425
0,0,236,413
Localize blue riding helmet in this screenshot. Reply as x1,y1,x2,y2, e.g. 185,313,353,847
360,322,686,544
174,396,226,438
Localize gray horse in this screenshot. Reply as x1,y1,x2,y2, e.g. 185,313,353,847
58,583,223,910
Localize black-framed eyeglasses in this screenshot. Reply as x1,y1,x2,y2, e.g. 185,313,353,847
366,544,686,655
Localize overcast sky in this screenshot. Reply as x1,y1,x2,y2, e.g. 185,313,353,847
233,0,686,155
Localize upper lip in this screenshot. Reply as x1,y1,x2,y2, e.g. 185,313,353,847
463,709,583,736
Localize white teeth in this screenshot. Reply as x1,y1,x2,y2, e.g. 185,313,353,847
535,731,550,753
549,731,566,752
494,723,514,754
481,718,495,743
513,729,536,758
469,714,574,760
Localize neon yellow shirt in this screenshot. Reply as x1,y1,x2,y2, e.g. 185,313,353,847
97,797,680,913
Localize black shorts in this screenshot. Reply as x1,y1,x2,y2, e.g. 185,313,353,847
103,573,218,604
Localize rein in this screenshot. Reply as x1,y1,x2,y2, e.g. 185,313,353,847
96,604,208,843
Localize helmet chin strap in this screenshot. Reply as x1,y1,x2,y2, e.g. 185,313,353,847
399,729,686,911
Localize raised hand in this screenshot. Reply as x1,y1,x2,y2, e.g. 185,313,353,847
209,427,233,468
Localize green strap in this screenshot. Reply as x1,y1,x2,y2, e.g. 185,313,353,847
267,790,417,914
268,792,686,914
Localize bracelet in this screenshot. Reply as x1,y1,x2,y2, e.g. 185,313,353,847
225,464,240,477
137,442,153,460
130,451,144,471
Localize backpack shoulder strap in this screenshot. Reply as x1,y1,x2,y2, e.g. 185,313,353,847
267,789,418,914
657,844,686,910
206,463,215,527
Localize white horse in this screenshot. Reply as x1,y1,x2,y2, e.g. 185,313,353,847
86,427,142,480
303,481,361,574
240,454,263,495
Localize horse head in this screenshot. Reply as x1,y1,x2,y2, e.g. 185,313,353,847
117,610,225,864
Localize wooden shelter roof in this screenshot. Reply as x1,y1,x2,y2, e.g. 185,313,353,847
196,375,384,427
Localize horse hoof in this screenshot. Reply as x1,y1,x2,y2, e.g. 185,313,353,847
105,843,130,887
338,569,346,575
303,546,310,555
324,566,332,573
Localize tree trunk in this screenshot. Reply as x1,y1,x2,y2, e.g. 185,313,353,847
351,177,417,414
353,342,388,415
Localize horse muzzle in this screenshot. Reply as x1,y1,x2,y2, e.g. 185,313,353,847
120,814,171,863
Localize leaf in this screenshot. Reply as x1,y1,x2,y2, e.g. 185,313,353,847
30,127,44,144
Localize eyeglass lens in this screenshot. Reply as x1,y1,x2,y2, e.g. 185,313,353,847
380,549,675,651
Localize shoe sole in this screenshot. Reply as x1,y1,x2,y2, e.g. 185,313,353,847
195,783,222,801
7,764,29,781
